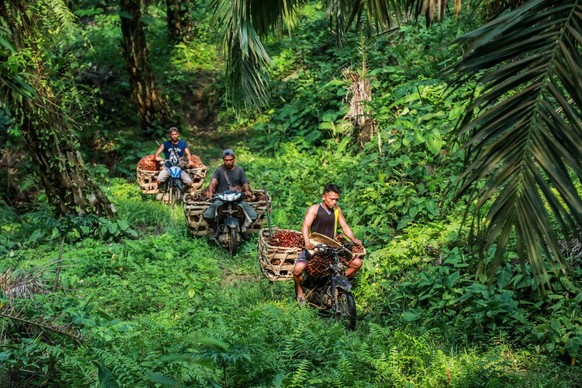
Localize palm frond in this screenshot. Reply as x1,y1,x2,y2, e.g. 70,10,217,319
450,0,582,286
211,0,307,110
326,0,403,44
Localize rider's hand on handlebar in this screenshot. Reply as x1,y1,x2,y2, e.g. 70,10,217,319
304,241,315,251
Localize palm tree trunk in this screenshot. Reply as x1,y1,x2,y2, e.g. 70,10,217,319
424,0,435,27
166,0,194,42
120,0,172,133
22,96,114,217
1,0,114,217
454,0,462,17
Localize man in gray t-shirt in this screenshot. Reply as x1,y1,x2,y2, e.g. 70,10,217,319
203,149,257,227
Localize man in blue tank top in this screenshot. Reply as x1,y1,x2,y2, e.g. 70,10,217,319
293,184,362,305
154,127,194,188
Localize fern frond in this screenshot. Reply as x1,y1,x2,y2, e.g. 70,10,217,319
288,358,311,388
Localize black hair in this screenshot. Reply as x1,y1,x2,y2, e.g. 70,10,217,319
323,183,340,195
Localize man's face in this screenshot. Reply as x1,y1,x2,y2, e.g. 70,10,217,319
169,131,179,142
322,191,339,209
223,156,235,170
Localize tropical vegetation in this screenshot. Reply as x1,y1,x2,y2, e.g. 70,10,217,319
0,0,580,386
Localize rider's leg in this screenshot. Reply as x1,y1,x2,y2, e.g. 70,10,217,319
155,169,170,200
345,257,363,279
180,171,193,188
203,200,222,230
157,168,169,184
292,263,307,299
239,200,257,220
292,251,310,300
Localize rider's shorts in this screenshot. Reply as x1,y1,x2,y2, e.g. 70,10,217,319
295,249,312,264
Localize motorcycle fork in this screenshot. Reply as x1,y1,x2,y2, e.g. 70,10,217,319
222,204,241,240
330,275,352,309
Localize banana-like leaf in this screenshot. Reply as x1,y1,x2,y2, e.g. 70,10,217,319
450,0,582,287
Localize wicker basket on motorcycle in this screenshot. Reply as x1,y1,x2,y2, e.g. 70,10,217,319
183,189,271,237
137,155,162,194
258,228,303,282
183,192,213,236
136,155,207,194
247,189,272,233
185,166,207,192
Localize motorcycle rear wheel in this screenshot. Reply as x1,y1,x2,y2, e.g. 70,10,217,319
335,289,356,330
228,227,237,256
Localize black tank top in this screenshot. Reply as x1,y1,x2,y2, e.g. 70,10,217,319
310,204,336,238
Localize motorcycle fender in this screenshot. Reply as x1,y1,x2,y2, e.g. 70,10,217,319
224,216,240,229
332,276,352,293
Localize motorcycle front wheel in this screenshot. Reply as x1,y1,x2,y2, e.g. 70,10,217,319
228,226,237,256
335,289,356,330
167,183,181,205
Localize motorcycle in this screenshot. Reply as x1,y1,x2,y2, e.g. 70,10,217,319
302,241,357,330
210,190,249,256
158,160,185,205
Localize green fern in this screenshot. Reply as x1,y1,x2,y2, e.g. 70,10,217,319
287,358,311,388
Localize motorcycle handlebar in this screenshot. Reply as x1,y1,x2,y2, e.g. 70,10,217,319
314,241,355,254
314,244,345,255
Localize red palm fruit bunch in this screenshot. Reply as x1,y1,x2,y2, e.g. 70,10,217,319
137,155,159,171
268,230,303,248
189,155,204,168
306,250,350,278
336,234,366,256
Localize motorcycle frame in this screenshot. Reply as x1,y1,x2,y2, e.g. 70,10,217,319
212,196,247,254
304,247,353,303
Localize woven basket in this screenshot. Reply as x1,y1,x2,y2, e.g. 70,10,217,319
184,189,271,236
248,189,271,233
258,228,302,282
183,192,213,236
137,168,160,194
137,165,207,195
186,166,207,191
257,230,367,282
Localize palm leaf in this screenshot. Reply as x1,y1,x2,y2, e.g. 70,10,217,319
326,0,403,45
211,0,307,109
450,0,582,287
213,0,405,110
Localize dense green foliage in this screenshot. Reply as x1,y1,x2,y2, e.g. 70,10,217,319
1,0,581,386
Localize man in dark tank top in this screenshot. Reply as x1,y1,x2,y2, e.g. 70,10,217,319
292,184,362,304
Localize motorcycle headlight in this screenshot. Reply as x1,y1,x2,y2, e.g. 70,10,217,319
219,192,242,201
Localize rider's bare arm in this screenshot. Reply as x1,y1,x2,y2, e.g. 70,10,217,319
301,205,318,250
243,182,251,196
154,144,165,161
337,206,362,245
184,147,193,166
206,177,218,198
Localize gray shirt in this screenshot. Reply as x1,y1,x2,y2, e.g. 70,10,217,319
211,165,249,193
